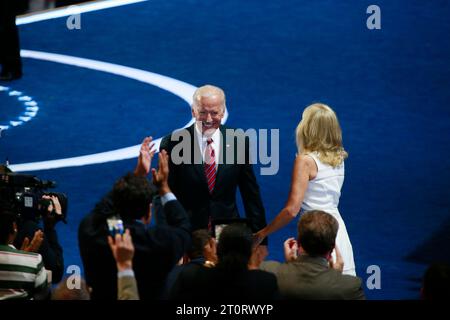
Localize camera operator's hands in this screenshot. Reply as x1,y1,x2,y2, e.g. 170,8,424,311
151,150,170,195
107,229,135,272
134,136,155,177
42,195,62,229
20,229,44,253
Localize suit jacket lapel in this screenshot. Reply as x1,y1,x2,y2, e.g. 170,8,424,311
213,125,228,193
189,124,209,188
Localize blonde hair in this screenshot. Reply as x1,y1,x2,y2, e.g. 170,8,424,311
295,103,348,167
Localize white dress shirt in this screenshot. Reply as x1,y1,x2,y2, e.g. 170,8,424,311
195,124,221,167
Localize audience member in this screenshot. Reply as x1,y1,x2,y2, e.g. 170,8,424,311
14,195,64,283
79,149,191,300
0,205,49,300
108,229,139,300
261,210,365,300
169,223,279,300
162,229,217,299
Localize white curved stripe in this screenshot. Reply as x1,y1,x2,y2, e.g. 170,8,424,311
17,0,148,26
9,139,161,172
8,50,228,172
20,49,197,104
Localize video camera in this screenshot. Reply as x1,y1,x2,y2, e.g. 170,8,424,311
0,165,68,223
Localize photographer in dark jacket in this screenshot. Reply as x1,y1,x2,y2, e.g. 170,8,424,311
79,142,191,300
13,195,64,283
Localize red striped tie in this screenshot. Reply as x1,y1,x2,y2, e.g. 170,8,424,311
205,138,217,194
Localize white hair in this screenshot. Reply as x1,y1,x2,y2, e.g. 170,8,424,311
192,85,226,111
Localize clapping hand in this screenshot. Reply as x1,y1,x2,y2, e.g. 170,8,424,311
152,150,170,194
134,136,155,177
21,230,44,253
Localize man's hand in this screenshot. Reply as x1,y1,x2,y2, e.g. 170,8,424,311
21,230,44,252
107,229,135,272
152,150,170,195
283,237,298,262
328,245,344,273
134,136,155,177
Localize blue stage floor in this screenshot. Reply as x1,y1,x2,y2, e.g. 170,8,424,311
1,0,449,299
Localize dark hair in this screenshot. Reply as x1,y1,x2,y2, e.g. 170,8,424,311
422,263,450,300
0,199,16,244
297,210,338,256
216,224,252,273
111,172,155,220
188,229,211,259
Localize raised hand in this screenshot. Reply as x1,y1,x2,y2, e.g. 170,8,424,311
283,237,298,262
21,229,44,253
328,245,344,272
134,136,155,177
151,150,170,194
107,229,135,272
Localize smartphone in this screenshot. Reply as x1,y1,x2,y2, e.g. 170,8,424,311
106,216,124,237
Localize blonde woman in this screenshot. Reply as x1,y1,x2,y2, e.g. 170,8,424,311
255,103,356,276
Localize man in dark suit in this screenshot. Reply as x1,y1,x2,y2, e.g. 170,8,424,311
161,229,217,299
261,210,365,300
141,85,267,243
79,150,191,300
0,0,25,81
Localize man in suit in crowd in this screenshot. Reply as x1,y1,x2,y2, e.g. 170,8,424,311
79,150,191,300
136,85,267,243
261,210,365,300
161,229,217,299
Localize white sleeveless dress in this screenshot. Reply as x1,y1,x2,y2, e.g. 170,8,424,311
301,152,356,276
